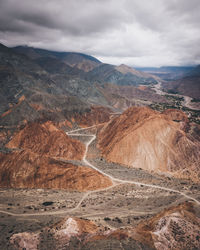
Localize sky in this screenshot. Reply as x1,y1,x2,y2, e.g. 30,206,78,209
0,0,200,67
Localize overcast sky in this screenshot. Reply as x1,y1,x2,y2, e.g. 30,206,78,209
0,0,200,67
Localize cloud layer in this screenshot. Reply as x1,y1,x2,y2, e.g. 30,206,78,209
0,0,200,67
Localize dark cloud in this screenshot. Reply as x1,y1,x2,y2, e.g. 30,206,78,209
0,0,199,66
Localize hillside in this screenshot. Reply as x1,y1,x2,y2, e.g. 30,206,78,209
0,121,112,191
6,122,85,160
0,150,112,191
87,63,158,86
0,43,112,139
98,107,200,182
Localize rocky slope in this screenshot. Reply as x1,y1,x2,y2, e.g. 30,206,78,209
9,202,200,249
134,202,200,250
0,43,92,126
98,107,200,182
0,120,112,191
6,122,85,160
0,150,111,191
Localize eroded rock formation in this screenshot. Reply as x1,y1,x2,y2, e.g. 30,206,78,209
98,107,200,182
0,150,112,191
6,122,85,160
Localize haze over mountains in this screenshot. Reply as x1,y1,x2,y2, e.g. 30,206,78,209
0,42,200,249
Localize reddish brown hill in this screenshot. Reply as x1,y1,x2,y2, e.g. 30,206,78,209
6,122,85,160
98,107,200,182
0,150,112,191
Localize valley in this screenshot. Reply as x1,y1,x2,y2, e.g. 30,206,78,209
0,43,199,249
0,123,200,249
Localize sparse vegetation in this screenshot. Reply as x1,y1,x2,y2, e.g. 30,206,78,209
191,98,200,102
104,217,111,221
42,201,54,206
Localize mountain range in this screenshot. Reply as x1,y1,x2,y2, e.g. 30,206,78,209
0,42,200,250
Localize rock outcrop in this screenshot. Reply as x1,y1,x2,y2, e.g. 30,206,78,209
134,202,200,250
98,107,200,182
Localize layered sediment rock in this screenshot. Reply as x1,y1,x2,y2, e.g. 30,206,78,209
6,122,85,160
0,150,112,191
98,107,200,182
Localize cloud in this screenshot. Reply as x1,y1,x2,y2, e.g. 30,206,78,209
0,0,200,67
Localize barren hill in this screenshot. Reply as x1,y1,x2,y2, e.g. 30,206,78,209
0,150,112,191
98,107,200,182
6,122,85,160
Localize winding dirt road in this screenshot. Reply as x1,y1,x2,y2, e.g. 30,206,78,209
0,124,199,217
67,126,200,206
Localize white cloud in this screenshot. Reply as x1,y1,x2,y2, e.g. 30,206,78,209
0,0,200,66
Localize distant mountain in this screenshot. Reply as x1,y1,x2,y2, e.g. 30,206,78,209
13,45,159,86
86,63,158,86
1,43,163,137
34,56,85,76
13,45,101,72
162,65,200,98
0,43,110,134
137,66,195,81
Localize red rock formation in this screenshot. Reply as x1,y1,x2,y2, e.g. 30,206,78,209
0,150,112,191
6,122,85,160
98,107,200,182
